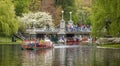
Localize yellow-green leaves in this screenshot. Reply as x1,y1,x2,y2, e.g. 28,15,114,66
0,0,18,36
91,0,120,37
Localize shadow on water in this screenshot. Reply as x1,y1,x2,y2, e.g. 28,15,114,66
0,44,120,66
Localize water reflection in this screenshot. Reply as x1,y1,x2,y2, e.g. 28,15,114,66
22,49,53,66
0,45,120,66
0,44,22,66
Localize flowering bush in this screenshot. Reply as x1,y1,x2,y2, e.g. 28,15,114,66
18,12,54,29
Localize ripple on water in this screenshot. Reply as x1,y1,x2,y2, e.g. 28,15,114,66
54,45,80,48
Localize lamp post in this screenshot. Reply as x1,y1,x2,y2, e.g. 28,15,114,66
62,10,64,21
69,12,72,21
58,10,66,42
68,11,73,26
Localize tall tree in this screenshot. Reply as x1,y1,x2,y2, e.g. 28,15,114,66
18,12,54,33
54,6,62,26
75,0,91,24
13,0,30,16
55,0,76,21
91,0,120,37
29,0,41,12
0,0,18,36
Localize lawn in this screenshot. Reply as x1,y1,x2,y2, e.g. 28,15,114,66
99,44,120,48
0,37,22,44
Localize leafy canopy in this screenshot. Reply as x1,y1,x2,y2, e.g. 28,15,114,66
18,12,54,30
90,0,120,37
0,0,18,36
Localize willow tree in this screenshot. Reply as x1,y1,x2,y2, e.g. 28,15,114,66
90,0,120,37
0,0,18,36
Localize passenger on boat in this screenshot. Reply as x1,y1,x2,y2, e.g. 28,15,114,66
45,37,52,45
36,38,39,47
39,38,45,44
58,36,65,43
29,41,35,47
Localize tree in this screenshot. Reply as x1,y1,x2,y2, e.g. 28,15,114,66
55,0,76,21
54,6,62,26
29,0,41,12
13,0,30,16
75,0,91,24
18,12,54,33
0,0,18,36
90,0,120,37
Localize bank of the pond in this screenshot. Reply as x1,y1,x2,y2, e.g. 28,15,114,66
98,44,120,48
0,37,22,44
0,42,21,44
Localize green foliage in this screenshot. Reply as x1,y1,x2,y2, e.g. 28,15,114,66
77,7,91,24
55,0,75,7
0,36,21,44
55,0,76,21
18,21,26,33
75,0,91,25
54,6,62,25
0,0,18,36
72,13,79,24
100,44,120,48
29,0,41,12
91,0,120,37
13,0,30,16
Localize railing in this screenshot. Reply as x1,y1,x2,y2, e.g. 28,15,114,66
26,28,60,33
66,27,91,32
26,28,91,33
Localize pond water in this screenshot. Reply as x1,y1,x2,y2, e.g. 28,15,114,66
0,44,120,66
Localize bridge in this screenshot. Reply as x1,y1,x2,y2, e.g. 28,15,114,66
25,12,91,40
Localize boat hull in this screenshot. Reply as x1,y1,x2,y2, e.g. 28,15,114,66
21,44,54,50
21,40,53,50
66,40,80,45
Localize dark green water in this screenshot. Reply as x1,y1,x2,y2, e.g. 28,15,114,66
0,44,120,66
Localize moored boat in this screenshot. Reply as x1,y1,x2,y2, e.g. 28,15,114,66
66,40,80,45
66,37,80,45
21,39,54,50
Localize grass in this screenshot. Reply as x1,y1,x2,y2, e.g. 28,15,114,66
0,36,22,44
99,44,120,48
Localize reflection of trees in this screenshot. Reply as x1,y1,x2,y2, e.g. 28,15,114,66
0,45,120,66
52,46,120,66
0,45,22,66
66,48,75,66
52,47,93,66
77,47,93,66
93,49,120,66
103,49,120,66
22,49,53,66
52,48,64,66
